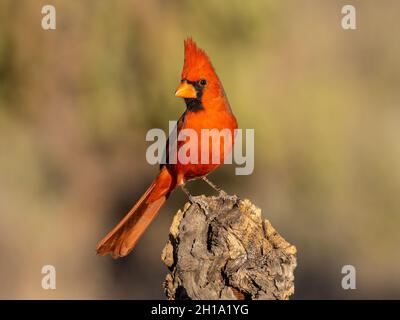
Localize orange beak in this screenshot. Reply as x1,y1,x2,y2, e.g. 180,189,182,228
175,81,197,99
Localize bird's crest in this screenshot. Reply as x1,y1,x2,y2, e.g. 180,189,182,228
182,38,218,82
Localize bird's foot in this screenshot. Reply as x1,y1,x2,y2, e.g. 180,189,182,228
202,177,238,203
218,190,238,203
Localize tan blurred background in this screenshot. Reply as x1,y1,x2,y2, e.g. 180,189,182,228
0,0,399,299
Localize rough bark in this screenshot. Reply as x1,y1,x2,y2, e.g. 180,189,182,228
161,194,297,300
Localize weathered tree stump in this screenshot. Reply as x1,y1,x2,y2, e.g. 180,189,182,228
161,194,297,300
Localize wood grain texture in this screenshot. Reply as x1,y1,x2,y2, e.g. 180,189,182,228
161,195,297,300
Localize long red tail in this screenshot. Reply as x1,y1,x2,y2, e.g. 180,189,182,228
96,167,174,258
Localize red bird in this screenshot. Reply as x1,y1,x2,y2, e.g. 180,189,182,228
96,39,238,258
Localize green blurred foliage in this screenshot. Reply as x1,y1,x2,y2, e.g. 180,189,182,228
0,0,399,299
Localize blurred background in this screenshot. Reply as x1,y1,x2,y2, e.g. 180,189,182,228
0,0,399,299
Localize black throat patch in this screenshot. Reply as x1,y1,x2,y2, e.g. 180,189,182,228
184,97,204,112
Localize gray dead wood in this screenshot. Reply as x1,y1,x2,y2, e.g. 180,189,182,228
161,194,297,300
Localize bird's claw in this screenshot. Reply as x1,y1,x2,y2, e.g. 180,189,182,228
218,190,238,203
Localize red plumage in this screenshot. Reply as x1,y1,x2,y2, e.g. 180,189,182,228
97,39,237,258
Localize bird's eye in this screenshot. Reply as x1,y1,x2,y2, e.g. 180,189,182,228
199,79,207,86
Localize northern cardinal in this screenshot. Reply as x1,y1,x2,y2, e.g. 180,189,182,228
96,38,238,258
